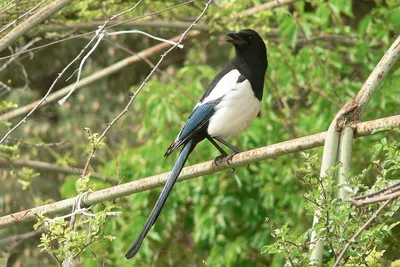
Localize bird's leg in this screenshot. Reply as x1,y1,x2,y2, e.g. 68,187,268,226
214,137,249,168
207,136,230,167
214,137,242,153
214,137,242,165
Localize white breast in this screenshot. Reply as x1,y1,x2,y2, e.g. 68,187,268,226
207,80,261,139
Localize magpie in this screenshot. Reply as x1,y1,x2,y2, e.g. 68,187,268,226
125,29,268,259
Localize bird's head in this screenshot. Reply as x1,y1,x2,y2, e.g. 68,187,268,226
225,29,267,59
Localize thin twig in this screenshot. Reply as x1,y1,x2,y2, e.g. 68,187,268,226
0,0,47,35
350,189,400,207
58,28,183,105
0,37,41,74
80,0,213,178
0,34,196,122
0,0,74,53
333,198,394,267
351,182,400,200
0,1,144,144
6,138,67,147
0,0,197,61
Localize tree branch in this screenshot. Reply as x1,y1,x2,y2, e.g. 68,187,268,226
0,114,398,229
0,33,194,122
333,198,394,267
0,0,74,53
80,0,212,179
349,182,400,207
309,34,400,265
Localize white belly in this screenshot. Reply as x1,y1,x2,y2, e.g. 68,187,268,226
207,80,261,139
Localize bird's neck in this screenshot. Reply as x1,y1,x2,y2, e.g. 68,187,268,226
233,54,267,100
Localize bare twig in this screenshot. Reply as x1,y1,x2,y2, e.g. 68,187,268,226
0,1,145,144
0,1,15,15
333,198,394,267
351,182,400,201
40,20,208,33
6,138,67,147
349,182,400,207
0,0,198,61
0,228,44,247
0,37,41,74
0,34,195,122
58,28,183,105
350,191,400,206
0,80,12,95
0,114,398,229
0,0,47,35
80,0,213,178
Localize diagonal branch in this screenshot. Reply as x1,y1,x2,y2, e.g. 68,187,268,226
80,0,213,178
0,33,197,122
333,198,394,267
309,34,400,265
0,1,145,145
0,0,74,53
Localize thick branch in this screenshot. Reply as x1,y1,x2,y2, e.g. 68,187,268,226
0,115,398,229
309,34,400,265
0,0,74,53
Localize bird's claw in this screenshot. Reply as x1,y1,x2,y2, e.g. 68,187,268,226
213,152,238,168
213,154,226,167
226,152,238,165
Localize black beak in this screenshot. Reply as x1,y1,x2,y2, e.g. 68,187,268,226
225,32,247,45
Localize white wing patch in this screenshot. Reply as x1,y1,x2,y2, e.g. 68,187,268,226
196,69,241,108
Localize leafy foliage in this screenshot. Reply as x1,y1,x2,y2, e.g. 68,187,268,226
0,0,399,266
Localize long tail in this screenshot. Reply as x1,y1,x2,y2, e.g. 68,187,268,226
125,139,195,259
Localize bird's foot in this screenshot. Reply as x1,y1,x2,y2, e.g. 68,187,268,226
213,154,227,167
226,152,238,165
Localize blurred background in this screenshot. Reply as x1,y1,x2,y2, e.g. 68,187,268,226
0,0,399,266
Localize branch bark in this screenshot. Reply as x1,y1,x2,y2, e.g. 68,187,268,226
0,0,74,53
0,114,398,229
350,182,400,207
309,34,400,265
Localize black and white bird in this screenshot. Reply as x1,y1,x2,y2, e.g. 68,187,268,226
125,29,268,259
